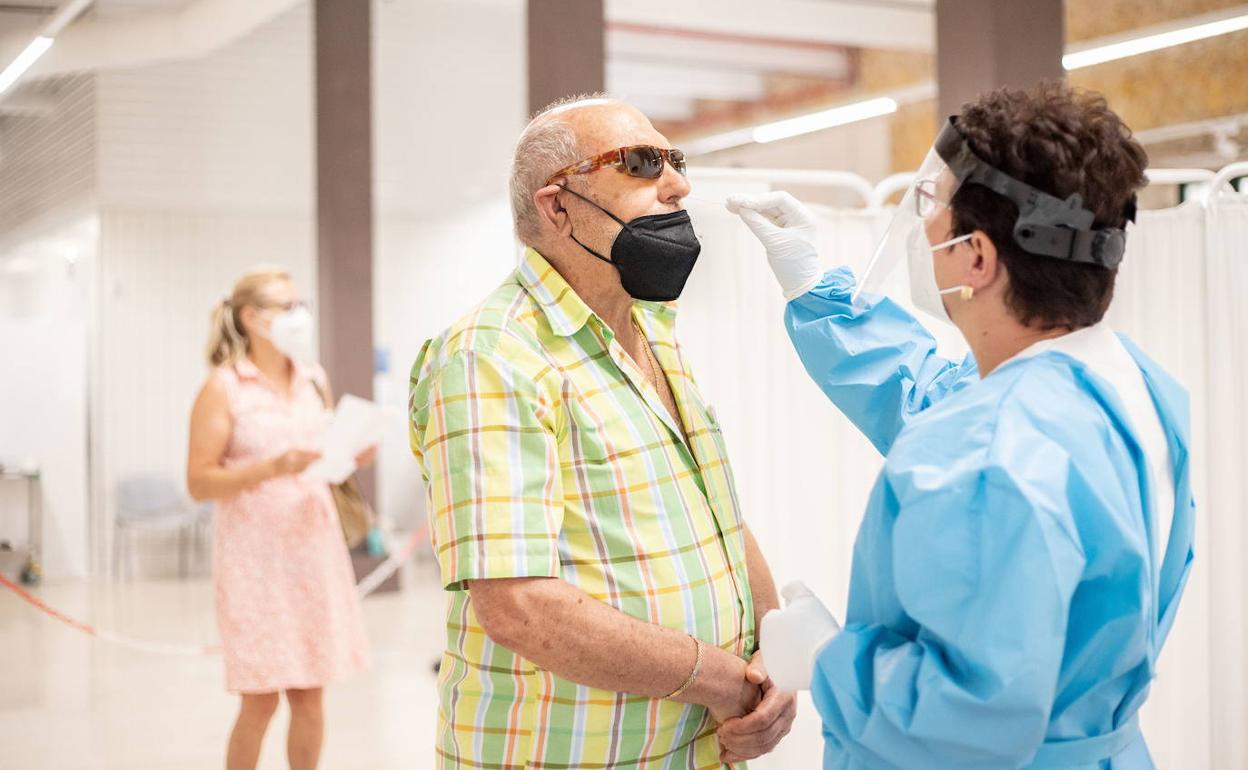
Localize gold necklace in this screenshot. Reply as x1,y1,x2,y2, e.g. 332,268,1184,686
632,320,659,386
633,321,686,441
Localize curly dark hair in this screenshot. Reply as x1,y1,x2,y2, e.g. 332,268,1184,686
948,82,1149,330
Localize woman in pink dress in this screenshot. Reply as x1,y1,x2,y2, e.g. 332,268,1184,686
186,268,370,770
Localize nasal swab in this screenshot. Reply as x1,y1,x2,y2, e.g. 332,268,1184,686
685,193,729,206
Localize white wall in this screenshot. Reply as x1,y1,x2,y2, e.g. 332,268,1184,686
0,4,320,579
371,0,526,530
374,205,520,531
373,0,525,219
0,219,95,579
93,210,315,577
0,69,96,580
80,0,529,572
86,0,515,572
85,2,315,577
94,3,313,214
0,75,96,255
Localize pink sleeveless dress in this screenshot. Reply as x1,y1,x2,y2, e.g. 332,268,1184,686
211,358,369,694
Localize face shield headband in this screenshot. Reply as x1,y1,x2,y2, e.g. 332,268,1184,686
934,116,1135,270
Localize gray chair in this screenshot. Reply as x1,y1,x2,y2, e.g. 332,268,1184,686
113,475,209,579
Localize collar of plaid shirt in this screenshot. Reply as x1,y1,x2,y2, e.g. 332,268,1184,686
516,247,703,459
518,246,679,335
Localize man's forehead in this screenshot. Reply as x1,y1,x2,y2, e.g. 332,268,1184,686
560,101,670,154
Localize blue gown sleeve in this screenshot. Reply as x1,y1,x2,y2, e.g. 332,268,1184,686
784,267,978,454
810,439,1088,769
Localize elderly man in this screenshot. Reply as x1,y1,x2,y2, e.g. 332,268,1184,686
409,96,796,769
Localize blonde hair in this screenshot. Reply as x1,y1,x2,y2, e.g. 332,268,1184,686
206,268,293,366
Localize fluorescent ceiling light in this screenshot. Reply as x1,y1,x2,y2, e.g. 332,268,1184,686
752,96,897,143
686,9,1248,156
684,128,756,156
1064,11,1248,70
685,95,901,156
0,36,53,95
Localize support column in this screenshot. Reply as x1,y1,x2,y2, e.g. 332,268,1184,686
936,0,1064,120
314,0,374,501
527,0,605,116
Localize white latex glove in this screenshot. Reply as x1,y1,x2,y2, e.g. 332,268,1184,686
759,581,841,692
726,191,823,300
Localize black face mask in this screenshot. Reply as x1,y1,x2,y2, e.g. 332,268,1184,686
559,185,701,302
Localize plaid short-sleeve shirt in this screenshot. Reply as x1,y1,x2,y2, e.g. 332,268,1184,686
409,248,756,770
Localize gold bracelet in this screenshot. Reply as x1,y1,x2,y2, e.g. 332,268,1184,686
665,636,704,700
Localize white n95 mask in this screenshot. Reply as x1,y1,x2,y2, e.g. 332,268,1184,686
906,225,973,324
262,305,316,363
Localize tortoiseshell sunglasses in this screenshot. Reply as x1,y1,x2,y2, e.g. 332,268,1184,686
545,145,687,185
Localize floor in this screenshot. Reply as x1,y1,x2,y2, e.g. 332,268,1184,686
0,561,444,770
0,560,825,769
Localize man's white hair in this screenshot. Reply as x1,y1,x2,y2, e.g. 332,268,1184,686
509,94,613,245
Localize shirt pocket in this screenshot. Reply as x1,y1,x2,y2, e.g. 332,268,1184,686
563,391,667,468
690,403,731,466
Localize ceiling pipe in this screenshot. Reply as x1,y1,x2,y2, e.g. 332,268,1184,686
0,0,92,95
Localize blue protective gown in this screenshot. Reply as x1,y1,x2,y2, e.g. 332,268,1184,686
786,268,1196,770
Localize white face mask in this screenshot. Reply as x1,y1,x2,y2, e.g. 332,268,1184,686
255,305,316,363
906,225,973,324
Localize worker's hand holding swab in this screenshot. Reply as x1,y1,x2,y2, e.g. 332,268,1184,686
726,191,823,300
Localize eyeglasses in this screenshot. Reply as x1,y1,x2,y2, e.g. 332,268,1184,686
258,300,310,313
545,145,687,186
915,177,950,219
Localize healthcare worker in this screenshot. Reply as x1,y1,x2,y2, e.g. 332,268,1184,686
727,83,1195,769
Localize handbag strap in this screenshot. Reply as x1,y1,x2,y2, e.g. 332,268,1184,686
308,374,333,410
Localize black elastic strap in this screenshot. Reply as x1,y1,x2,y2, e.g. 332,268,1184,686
935,116,1128,269
558,184,628,228
558,185,620,268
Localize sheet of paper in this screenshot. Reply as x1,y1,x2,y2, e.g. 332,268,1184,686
302,394,389,484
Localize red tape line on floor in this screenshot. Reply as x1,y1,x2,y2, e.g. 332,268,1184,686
0,526,428,656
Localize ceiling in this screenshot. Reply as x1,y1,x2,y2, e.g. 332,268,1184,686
604,0,935,140
0,4,54,66
1,0,938,136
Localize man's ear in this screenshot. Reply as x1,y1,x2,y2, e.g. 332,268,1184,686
967,229,1000,290
533,182,571,237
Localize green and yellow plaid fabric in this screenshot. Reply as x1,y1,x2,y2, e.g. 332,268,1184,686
409,248,756,770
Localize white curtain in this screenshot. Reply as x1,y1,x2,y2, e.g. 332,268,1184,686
678,184,1248,769
1202,192,1248,769
1105,202,1212,769
683,193,894,618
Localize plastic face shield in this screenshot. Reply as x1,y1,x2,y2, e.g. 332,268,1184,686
855,144,964,300
854,117,1131,301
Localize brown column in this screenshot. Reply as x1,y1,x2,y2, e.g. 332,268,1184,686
936,0,1064,120
527,0,605,116
314,0,374,502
